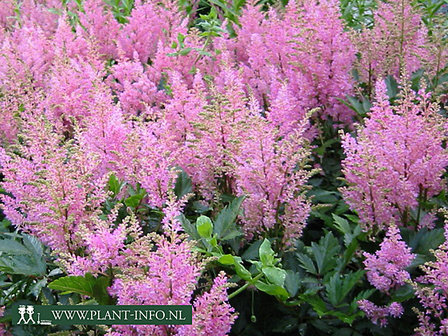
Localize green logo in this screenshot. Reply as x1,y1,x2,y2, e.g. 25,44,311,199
12,305,192,325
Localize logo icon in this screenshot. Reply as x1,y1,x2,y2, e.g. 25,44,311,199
16,305,36,325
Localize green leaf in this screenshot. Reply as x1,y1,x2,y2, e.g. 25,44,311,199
262,266,286,287
174,169,192,200
242,239,263,260
124,194,143,208
391,284,414,302
284,270,301,297
332,214,351,235
297,254,317,275
48,274,96,297
234,261,252,281
178,215,201,240
92,276,113,305
22,234,43,258
213,196,245,240
0,235,46,276
299,294,327,316
0,239,31,255
108,174,120,196
196,216,213,238
259,239,275,267
218,254,235,265
385,75,399,99
29,278,48,298
310,232,340,275
255,281,289,300
179,48,193,56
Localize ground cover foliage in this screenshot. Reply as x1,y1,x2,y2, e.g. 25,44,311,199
0,0,447,335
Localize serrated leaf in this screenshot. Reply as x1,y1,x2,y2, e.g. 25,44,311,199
299,294,327,316
0,239,31,255
242,240,263,260
48,274,96,297
92,276,112,305
311,232,340,275
213,196,245,240
178,215,201,240
22,234,43,257
297,254,317,275
332,214,351,235
174,169,192,200
284,270,301,297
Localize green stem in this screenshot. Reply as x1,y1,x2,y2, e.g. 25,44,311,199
228,273,263,300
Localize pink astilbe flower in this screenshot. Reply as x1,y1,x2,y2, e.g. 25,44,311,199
178,272,237,336
413,219,448,335
363,225,415,293
219,0,355,124
46,54,106,121
66,212,134,276
0,23,53,87
351,0,428,89
108,57,165,116
161,70,207,141
234,112,313,245
74,85,129,175
341,80,448,230
108,235,237,336
19,0,61,35
117,0,186,64
182,66,253,200
52,16,91,60
78,0,120,59
0,0,15,31
113,120,179,208
0,110,115,265
152,29,217,86
358,300,404,327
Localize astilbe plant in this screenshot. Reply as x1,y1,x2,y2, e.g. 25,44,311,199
0,103,137,275
412,217,448,335
107,231,236,336
0,72,237,336
160,65,314,245
117,0,187,64
341,79,447,231
218,0,355,124
234,107,313,246
363,225,415,293
357,300,404,327
350,0,441,94
107,57,166,116
78,0,121,60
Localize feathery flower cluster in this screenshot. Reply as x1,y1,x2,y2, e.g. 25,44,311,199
1,0,445,334
341,80,447,230
413,220,448,335
219,0,355,123
350,0,427,87
358,300,404,327
363,225,415,293
235,111,313,245
108,234,236,336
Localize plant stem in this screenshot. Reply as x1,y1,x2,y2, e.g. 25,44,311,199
228,273,263,300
